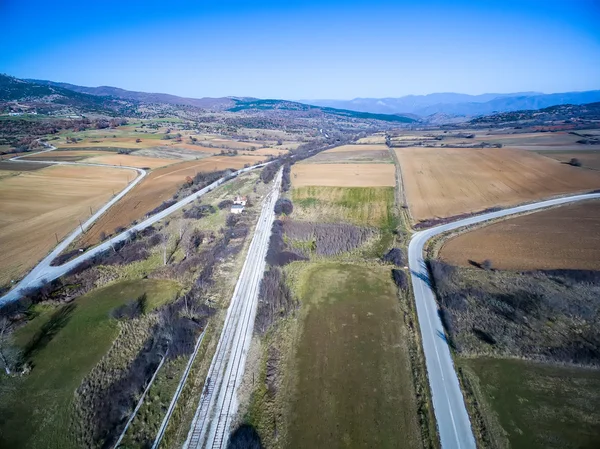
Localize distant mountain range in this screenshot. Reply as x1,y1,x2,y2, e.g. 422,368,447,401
303,91,600,117
0,75,415,124
28,79,237,111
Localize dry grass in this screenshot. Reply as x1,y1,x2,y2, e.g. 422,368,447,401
77,156,263,246
356,134,387,144
292,163,396,187
86,154,181,169
439,200,600,270
0,165,132,285
396,147,600,222
324,143,388,153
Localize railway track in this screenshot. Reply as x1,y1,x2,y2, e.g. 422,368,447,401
184,169,282,449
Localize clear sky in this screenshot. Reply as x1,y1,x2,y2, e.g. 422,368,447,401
1,0,599,99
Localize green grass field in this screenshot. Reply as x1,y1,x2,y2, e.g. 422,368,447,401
460,357,600,449
291,186,395,229
285,262,422,449
0,279,180,449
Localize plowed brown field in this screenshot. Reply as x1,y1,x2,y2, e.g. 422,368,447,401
78,155,262,246
0,165,132,285
396,147,600,222
439,200,600,270
291,163,396,187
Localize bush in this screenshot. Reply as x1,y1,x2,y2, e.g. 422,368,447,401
383,248,405,266
274,198,293,215
110,294,147,320
227,424,263,449
183,204,215,219
281,163,291,191
392,269,409,290
146,200,177,217
568,157,582,167
255,267,296,335
282,221,375,256
260,163,280,183
218,199,233,210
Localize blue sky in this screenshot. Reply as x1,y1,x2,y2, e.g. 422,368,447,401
1,0,599,99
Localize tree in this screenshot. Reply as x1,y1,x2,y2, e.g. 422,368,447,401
274,198,293,215
482,259,493,271
569,158,582,167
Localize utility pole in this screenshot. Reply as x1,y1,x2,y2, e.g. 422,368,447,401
79,219,84,234
55,233,59,244
89,206,93,216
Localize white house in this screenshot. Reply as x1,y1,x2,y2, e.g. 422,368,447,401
230,195,247,214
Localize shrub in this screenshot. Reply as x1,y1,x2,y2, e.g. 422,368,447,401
260,163,280,183
218,199,233,210
568,157,582,167
391,269,409,290
383,248,405,266
274,198,293,215
255,267,296,335
146,200,177,217
183,204,215,219
110,294,148,320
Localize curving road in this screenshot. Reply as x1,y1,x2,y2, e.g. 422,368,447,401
0,150,269,306
408,191,600,449
184,169,282,449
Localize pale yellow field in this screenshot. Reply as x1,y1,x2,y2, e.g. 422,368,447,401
325,144,388,153
292,163,396,187
356,135,387,144
396,147,600,222
86,154,180,169
0,165,132,285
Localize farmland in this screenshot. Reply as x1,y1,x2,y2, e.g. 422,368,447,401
396,147,600,222
429,259,600,448
76,155,262,246
324,143,388,153
439,200,600,270
85,153,180,168
538,150,600,170
459,357,600,449
0,279,181,449
291,186,395,228
249,262,423,449
20,150,111,162
285,263,422,449
291,163,396,187
0,165,132,286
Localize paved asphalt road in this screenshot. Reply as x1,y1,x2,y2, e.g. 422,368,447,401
184,169,282,449
0,159,268,306
408,191,600,449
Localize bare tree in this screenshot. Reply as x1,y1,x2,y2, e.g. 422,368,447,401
179,219,189,242
161,234,169,266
